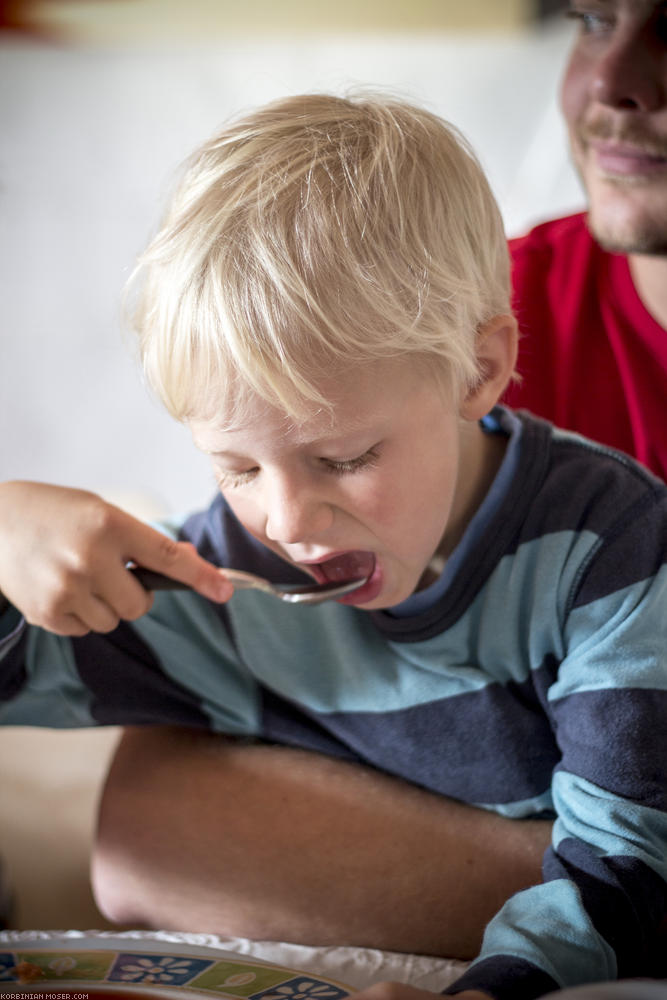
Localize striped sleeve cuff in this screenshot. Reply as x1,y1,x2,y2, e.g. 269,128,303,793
0,605,27,702
442,955,559,999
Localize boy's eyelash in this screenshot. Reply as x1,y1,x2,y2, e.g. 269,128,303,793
321,447,381,475
216,468,259,489
216,447,381,488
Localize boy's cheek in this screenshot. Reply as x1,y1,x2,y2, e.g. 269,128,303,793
221,494,266,540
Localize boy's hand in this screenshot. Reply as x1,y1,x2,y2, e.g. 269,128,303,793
351,985,490,1000
0,481,233,636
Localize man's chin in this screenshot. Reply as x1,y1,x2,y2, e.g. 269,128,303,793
587,201,667,257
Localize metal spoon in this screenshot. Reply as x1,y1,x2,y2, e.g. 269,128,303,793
130,565,368,605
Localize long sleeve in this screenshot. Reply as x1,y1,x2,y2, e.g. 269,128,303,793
445,478,667,999
0,586,262,733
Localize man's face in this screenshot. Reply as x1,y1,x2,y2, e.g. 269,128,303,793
189,360,489,611
561,1,667,254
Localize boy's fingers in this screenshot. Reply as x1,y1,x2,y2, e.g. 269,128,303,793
188,564,235,603
37,611,94,638
80,594,126,634
125,524,233,603
37,595,124,636
96,573,155,624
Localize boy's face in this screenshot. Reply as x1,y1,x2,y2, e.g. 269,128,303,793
189,359,496,610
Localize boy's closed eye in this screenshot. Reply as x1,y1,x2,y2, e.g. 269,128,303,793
320,445,381,476
214,445,382,489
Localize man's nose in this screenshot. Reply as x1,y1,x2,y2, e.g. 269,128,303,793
591,27,664,112
264,477,334,544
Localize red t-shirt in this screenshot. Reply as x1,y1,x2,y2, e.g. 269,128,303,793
505,212,667,480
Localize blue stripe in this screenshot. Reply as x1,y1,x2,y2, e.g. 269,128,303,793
230,533,597,715
74,622,211,728
553,569,667,702
474,879,617,987
13,629,97,727
388,528,596,682
552,772,667,882
133,590,259,734
544,838,667,977
476,789,555,819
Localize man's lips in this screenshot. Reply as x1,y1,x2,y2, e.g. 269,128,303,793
588,139,667,177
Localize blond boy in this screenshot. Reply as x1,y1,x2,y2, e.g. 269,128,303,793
1,95,666,999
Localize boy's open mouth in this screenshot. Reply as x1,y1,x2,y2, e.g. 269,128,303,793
307,550,376,585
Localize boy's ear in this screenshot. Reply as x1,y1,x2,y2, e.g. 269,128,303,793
460,314,518,421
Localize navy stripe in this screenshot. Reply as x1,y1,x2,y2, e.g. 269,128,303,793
0,625,28,702
552,689,667,810
260,677,559,804
442,955,558,999
571,489,667,609
73,622,210,726
648,919,667,977
544,839,667,978
261,687,362,763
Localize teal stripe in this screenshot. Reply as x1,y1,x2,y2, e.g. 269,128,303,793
133,589,260,735
475,788,554,818
229,591,425,712
0,629,97,727
227,530,598,714
552,566,667,701
476,879,617,989
552,771,667,881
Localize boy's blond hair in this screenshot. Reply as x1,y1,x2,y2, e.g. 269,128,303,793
131,93,511,424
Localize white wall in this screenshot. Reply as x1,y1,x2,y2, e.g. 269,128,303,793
0,20,584,517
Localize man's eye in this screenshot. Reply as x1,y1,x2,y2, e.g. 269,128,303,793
566,8,614,35
321,447,380,476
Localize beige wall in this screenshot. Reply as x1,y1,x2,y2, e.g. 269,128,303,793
28,0,534,42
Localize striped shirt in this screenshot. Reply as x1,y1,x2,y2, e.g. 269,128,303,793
2,407,667,999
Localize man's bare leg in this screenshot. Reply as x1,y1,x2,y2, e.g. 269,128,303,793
92,726,551,959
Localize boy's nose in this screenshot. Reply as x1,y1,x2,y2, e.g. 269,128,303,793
264,481,334,544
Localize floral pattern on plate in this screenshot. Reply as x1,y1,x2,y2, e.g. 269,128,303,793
0,947,352,998
108,953,215,986
12,950,115,982
251,977,350,1000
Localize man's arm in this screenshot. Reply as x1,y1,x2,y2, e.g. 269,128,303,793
92,726,551,959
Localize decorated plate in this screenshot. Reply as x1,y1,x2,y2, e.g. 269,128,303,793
0,936,352,999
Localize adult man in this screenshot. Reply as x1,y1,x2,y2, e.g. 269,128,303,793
91,0,667,958
507,0,667,481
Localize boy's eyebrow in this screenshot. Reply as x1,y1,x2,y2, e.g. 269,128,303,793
206,449,252,459
199,427,381,458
